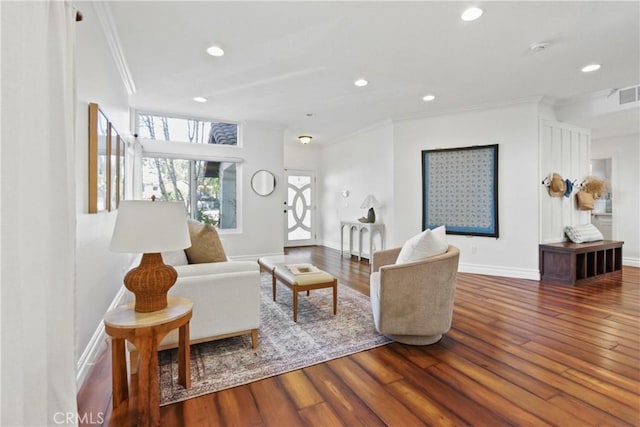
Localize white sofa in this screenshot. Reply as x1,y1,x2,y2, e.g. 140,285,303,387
126,250,260,370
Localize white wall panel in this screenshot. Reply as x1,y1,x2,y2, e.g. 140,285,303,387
539,120,590,243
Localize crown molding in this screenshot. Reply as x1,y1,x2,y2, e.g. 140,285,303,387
93,1,136,95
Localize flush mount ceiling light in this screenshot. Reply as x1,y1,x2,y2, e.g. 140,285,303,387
461,7,483,21
206,45,225,57
354,78,368,87
193,96,207,103
422,94,436,102
298,135,312,144
581,63,601,73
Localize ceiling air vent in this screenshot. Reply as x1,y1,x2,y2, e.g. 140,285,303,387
619,86,639,105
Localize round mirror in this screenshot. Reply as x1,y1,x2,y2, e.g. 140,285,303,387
251,170,276,196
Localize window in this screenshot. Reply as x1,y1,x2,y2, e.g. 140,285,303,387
142,157,237,228
135,110,242,230
137,112,238,145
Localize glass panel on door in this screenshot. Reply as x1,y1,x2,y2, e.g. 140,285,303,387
285,172,315,247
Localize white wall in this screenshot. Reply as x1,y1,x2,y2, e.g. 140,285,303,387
318,122,394,252
591,133,640,266
75,2,132,382
393,103,540,279
284,140,322,171
225,121,285,259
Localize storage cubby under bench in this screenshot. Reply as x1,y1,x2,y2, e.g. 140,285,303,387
539,240,623,285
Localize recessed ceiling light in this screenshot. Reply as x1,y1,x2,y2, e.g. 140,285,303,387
206,45,225,57
461,7,483,21
422,94,436,102
530,41,550,52
581,63,601,73
193,97,207,103
354,78,368,87
298,135,312,144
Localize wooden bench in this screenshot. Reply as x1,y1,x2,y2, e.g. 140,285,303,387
539,240,623,285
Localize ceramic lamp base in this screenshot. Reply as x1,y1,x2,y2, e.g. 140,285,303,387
367,207,376,223
124,252,178,312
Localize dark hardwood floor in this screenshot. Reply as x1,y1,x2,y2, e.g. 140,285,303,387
77,246,640,426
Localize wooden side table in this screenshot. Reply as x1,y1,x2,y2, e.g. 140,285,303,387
104,296,193,427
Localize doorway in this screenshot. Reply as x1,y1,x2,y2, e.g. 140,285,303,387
284,170,316,247
590,158,613,239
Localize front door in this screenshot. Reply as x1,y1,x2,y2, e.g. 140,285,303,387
284,170,316,247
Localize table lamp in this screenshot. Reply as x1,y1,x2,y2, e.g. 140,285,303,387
359,194,379,223
110,200,191,312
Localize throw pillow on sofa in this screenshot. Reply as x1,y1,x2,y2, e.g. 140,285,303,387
161,250,189,266
396,225,448,264
185,220,227,264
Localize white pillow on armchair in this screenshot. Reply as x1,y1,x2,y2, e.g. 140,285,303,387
396,225,448,264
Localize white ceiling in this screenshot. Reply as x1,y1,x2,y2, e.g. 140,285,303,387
572,108,639,140
106,1,640,144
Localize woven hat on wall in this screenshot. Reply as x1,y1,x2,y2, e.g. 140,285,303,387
548,173,566,197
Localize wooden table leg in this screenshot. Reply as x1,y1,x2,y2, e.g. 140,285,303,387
178,321,191,388
293,284,299,322
135,337,160,427
333,280,338,315
251,329,258,348
110,337,128,409
272,270,277,301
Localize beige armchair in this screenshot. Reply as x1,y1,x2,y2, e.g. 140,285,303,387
369,245,460,345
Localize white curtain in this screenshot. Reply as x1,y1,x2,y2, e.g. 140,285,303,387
1,1,79,425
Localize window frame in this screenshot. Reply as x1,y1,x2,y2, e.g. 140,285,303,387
140,153,243,233
133,109,244,234
134,110,242,147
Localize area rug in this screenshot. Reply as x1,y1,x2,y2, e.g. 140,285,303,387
158,272,391,405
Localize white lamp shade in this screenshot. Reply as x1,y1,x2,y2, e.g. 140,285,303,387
360,194,379,209
110,200,191,253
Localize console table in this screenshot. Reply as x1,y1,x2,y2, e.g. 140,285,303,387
340,221,385,263
539,240,623,285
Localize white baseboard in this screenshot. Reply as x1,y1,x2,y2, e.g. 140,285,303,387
623,257,640,268
457,263,540,280
324,241,540,280
76,285,126,390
